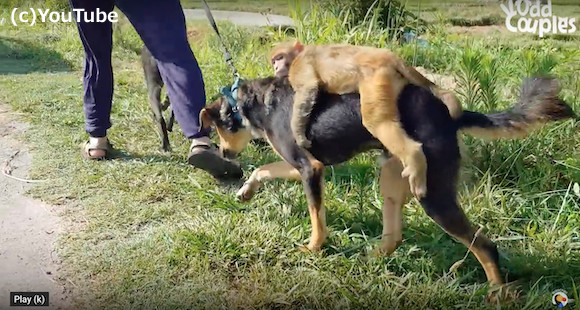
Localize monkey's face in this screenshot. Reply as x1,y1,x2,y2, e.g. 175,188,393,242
270,40,305,77
271,52,290,78
199,97,253,159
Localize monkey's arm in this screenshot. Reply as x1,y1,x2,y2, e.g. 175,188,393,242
289,63,319,148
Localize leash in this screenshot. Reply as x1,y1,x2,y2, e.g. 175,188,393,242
201,0,239,78
201,0,243,126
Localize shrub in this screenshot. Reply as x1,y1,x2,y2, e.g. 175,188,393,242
318,0,428,39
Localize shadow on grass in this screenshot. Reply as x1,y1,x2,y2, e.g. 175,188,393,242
108,148,247,188
0,36,70,74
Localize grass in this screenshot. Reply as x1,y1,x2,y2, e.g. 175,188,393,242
0,1,579,309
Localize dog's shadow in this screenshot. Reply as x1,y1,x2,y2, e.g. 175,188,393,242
106,148,246,188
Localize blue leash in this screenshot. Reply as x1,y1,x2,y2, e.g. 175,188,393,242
201,0,244,126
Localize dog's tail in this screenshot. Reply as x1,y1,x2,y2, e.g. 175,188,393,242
456,77,576,140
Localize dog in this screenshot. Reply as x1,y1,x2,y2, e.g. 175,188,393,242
141,46,175,152
199,75,575,288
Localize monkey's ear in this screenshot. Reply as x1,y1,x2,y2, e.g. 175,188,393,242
293,40,305,53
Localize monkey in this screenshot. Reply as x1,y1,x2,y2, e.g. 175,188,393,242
269,41,461,198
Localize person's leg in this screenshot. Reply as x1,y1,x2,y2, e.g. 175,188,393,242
115,0,206,139
116,0,241,177
69,0,115,158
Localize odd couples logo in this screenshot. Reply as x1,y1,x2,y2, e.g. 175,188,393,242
501,0,577,37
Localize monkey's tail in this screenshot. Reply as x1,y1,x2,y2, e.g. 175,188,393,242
456,77,576,140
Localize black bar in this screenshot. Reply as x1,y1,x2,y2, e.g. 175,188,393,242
9,292,49,307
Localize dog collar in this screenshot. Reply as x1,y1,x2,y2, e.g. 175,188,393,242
220,77,244,126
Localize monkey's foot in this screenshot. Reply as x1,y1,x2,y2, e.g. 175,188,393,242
295,136,312,149
401,165,427,198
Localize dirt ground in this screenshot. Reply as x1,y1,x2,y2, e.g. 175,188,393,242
0,103,71,310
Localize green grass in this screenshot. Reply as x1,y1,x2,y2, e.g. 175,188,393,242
0,3,579,310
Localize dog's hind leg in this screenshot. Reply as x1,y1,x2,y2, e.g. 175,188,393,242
376,157,410,255
142,48,171,152
161,95,170,111
236,161,301,201
422,194,502,285
147,83,171,152
167,108,175,132
162,96,175,132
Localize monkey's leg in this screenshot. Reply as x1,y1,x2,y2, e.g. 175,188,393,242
236,161,301,201
395,61,463,119
289,67,319,148
359,68,428,198
434,88,462,119
376,157,410,255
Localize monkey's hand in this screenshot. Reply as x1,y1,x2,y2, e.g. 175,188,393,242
401,152,427,198
296,136,312,149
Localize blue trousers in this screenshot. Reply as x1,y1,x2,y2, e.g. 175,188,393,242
69,0,208,139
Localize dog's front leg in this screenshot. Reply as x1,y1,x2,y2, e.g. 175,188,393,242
299,159,327,253
236,161,301,201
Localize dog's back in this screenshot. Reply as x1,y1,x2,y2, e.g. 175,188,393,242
262,78,458,167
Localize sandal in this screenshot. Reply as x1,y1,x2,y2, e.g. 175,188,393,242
188,137,242,179
81,137,113,160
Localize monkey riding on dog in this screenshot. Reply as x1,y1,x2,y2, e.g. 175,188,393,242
199,74,574,290
269,41,461,199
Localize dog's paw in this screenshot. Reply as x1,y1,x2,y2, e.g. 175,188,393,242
299,243,322,253
374,239,402,257
236,182,257,202
401,165,427,198
486,283,520,305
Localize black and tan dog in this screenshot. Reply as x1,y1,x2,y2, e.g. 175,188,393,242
199,76,574,287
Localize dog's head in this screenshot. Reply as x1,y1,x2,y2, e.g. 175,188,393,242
200,77,285,159
199,95,253,160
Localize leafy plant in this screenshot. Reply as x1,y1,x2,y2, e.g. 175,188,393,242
318,0,428,41
456,47,483,109
478,54,500,111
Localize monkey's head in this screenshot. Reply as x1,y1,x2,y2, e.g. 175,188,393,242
199,96,253,160
270,40,304,78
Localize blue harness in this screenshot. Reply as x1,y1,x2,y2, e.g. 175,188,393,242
220,76,244,126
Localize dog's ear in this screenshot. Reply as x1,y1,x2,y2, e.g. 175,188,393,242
199,99,222,130
199,108,213,130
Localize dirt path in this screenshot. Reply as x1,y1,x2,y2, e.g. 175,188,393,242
0,10,294,309
183,9,294,27
0,104,71,309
